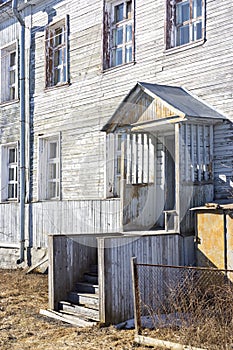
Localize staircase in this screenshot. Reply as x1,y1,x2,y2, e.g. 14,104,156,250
58,264,99,326
41,265,99,327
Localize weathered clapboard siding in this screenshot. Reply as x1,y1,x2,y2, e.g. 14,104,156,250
98,234,185,325
0,199,120,250
28,0,233,203
214,121,233,199
0,203,19,245
31,199,121,247
0,0,232,202
123,184,157,230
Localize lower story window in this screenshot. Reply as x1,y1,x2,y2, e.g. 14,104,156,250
7,147,18,199
38,135,60,200
0,143,18,201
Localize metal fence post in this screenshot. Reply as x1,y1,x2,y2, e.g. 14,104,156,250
131,257,142,335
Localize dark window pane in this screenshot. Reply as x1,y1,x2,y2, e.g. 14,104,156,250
114,27,123,46
193,0,202,18
49,142,57,159
196,21,202,40
9,148,16,163
8,184,14,198
9,168,15,181
126,24,132,42
10,52,16,67
176,1,190,24
125,45,132,62
10,87,15,100
126,1,132,19
115,3,124,22
49,164,57,180
54,28,63,46
177,25,189,45
49,182,56,198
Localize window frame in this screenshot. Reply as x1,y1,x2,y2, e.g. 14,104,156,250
0,41,18,104
38,134,61,201
166,0,205,50
0,142,19,202
45,16,69,89
103,0,135,70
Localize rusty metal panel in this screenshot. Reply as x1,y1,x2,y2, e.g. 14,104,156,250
197,212,225,269
226,214,233,270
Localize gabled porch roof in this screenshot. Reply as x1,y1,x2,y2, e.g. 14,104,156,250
102,82,226,133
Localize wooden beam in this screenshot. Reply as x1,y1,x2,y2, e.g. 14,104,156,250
135,335,207,350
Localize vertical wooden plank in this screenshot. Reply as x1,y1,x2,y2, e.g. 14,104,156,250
191,124,195,182
203,125,207,181
126,133,132,184
149,135,154,183
98,237,105,324
132,133,137,184
143,133,148,183
105,134,115,198
197,124,201,182
209,124,214,180
185,124,189,181
131,257,142,335
137,133,143,183
120,133,127,231
48,235,55,310
175,124,180,233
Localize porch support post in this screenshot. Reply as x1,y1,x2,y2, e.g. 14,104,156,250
120,133,127,231
175,123,180,232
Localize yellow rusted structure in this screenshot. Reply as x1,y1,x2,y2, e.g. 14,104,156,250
193,204,233,275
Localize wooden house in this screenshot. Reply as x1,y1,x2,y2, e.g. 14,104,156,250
0,0,233,324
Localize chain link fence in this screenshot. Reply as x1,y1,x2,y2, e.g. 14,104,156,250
131,258,233,349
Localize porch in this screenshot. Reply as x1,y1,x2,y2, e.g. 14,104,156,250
46,232,194,325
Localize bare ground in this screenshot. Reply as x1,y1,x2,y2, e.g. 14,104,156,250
0,269,151,350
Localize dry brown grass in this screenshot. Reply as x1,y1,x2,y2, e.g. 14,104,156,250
139,268,233,349
0,269,151,350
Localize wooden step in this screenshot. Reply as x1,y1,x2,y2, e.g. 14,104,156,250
89,264,98,274
83,272,98,285
76,282,99,294
40,309,97,327
68,292,99,310
58,301,100,321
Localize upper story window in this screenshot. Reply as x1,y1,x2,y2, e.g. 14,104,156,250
0,143,18,202
0,42,18,103
166,0,205,49
38,135,60,200
45,17,69,88
103,0,134,70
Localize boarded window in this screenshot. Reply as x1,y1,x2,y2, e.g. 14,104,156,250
0,42,18,103
181,123,213,183
166,0,205,49
0,143,19,201
103,0,134,69
38,135,60,200
106,132,155,197
45,17,69,88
